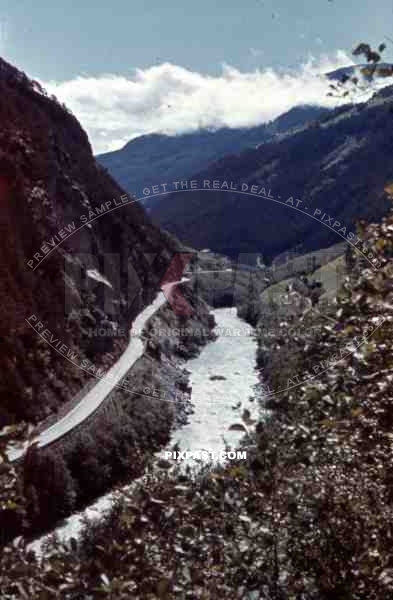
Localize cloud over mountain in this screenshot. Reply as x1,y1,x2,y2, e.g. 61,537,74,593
42,52,356,153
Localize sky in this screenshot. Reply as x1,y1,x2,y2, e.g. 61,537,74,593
1,0,392,153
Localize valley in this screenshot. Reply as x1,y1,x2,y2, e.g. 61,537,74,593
27,305,261,555
1,27,393,598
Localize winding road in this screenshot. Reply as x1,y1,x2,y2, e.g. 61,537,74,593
6,279,188,462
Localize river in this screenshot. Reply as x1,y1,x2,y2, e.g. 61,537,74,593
167,307,260,462
29,307,260,553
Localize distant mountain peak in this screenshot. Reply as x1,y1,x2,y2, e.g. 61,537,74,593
326,62,393,82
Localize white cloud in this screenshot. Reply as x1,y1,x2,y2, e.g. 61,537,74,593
41,51,357,154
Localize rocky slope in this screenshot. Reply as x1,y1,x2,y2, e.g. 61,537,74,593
0,56,181,426
151,84,393,262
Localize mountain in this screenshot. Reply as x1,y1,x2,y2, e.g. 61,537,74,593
151,84,393,262
326,62,393,82
97,105,330,208
0,56,179,426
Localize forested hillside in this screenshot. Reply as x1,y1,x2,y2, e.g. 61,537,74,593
97,105,329,209
152,85,393,261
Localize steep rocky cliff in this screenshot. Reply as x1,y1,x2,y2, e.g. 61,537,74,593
0,57,179,426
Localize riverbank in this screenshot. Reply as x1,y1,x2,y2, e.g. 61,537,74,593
27,307,262,553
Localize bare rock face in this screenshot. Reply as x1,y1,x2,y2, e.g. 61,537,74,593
0,56,179,426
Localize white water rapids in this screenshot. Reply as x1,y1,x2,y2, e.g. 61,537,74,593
168,307,260,460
